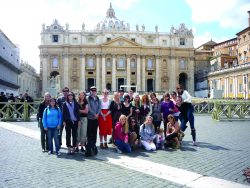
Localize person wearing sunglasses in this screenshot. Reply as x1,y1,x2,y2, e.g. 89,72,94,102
176,84,197,146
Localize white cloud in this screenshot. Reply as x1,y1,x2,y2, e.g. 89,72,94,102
0,0,139,73
185,0,250,29
193,31,228,48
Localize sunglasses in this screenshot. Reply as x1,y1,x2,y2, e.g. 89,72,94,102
103,92,109,94
177,88,182,90
131,121,136,123
63,90,69,92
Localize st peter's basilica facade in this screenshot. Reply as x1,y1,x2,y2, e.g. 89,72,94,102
39,4,194,95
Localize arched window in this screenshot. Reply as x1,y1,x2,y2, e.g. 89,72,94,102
73,58,77,68
130,59,136,68
52,57,58,68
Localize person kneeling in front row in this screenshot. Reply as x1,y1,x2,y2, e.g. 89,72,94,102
114,115,132,154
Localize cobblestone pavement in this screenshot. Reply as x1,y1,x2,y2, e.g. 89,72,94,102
0,115,250,188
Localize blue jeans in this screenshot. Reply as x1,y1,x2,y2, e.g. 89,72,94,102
115,139,131,153
47,127,60,153
180,104,195,132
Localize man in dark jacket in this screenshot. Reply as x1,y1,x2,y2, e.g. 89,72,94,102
86,86,101,156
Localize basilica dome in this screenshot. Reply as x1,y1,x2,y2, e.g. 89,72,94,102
95,3,130,31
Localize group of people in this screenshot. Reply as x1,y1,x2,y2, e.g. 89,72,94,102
37,84,197,157
0,91,33,118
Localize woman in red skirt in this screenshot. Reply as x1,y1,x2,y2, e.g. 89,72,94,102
98,89,112,149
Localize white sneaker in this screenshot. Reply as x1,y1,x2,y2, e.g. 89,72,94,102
192,141,197,146
48,151,52,155
116,147,122,154
56,152,61,156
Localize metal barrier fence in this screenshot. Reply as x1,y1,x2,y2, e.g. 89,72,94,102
0,99,250,121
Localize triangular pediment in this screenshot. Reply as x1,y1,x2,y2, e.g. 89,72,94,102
101,36,141,47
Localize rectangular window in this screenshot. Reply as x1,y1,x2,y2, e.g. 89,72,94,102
107,38,111,41
180,38,185,45
229,84,233,93
52,35,58,42
52,57,58,68
107,72,111,75
239,84,243,92
88,38,94,43
162,40,167,45
117,58,125,69
147,59,153,70
131,38,135,42
88,72,93,74
131,72,135,75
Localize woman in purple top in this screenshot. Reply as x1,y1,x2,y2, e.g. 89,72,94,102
161,92,174,139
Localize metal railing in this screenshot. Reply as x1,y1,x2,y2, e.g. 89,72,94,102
0,101,40,121
1,99,250,122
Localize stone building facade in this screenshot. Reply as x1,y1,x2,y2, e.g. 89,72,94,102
18,61,40,98
208,11,250,99
39,4,195,95
0,29,21,95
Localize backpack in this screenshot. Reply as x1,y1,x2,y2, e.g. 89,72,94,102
85,140,98,157
45,107,60,119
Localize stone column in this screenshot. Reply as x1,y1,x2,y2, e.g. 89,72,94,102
225,77,229,98
189,58,195,95
244,74,248,99
96,55,100,91
63,54,69,87
112,55,116,92
42,55,48,94
169,56,176,91
142,56,146,92
155,56,161,91
126,56,131,91
235,76,238,98
136,55,141,92
101,55,106,91
80,54,85,91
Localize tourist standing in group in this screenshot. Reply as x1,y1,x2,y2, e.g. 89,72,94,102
98,89,112,149
113,115,131,153
139,116,156,151
109,92,122,144
150,93,162,132
176,84,197,146
37,92,51,152
118,89,124,102
140,94,151,124
128,90,134,103
42,98,62,156
62,92,80,154
86,86,101,156
121,94,133,120
161,92,174,139
57,87,69,147
131,93,141,125
76,91,88,152
170,91,180,121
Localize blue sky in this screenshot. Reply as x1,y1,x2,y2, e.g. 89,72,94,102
1,0,250,72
